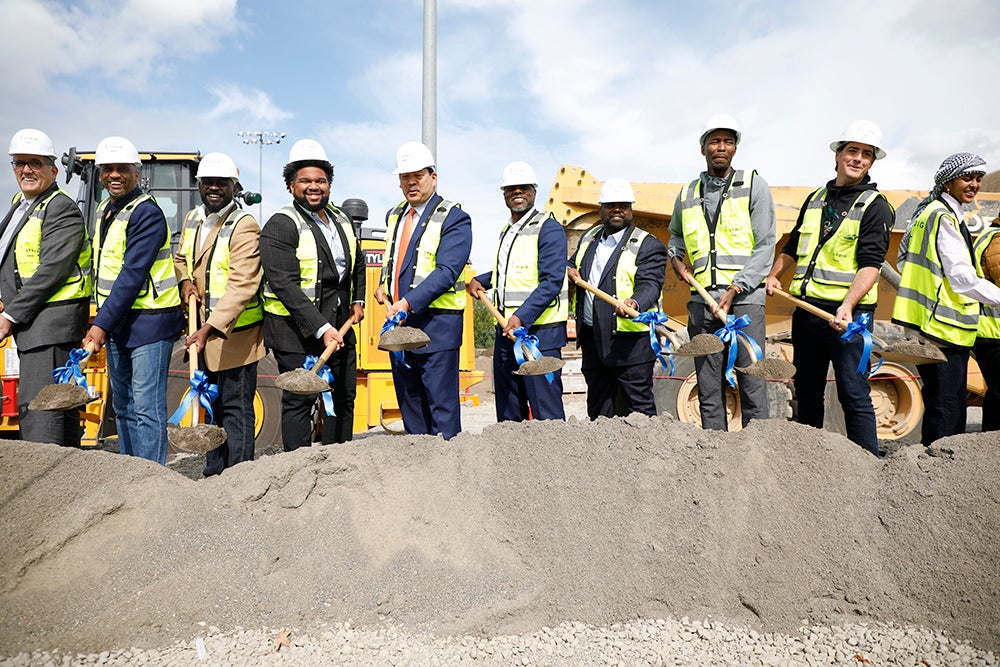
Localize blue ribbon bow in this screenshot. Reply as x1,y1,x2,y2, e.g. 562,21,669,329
632,312,674,375
511,326,555,384
381,311,411,368
713,314,763,388
304,354,336,416
839,312,883,376
51,347,90,391
168,369,219,425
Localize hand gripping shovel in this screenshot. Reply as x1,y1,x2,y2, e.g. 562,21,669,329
275,318,356,394
680,272,796,381
570,276,724,357
770,287,946,365
473,289,565,376
28,342,99,412
166,295,227,454
377,311,430,352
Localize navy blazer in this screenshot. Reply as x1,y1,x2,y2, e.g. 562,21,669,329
570,223,667,366
475,210,567,351
387,193,472,353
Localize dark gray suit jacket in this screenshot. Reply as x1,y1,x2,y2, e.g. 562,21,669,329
259,201,365,355
0,183,90,352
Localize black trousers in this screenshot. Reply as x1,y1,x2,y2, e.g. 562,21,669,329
918,345,970,444
202,360,258,477
273,345,357,450
973,338,1000,432
18,342,81,447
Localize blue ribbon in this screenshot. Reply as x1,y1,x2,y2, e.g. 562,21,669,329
839,312,883,376
51,347,90,390
511,327,555,384
713,314,764,388
168,369,219,425
632,312,674,375
304,354,336,416
380,311,411,368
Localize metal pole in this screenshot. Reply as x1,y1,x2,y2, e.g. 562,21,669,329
422,0,437,157
258,142,264,221
238,130,286,223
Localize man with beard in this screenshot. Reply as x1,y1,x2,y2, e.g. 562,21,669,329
668,114,776,431
174,152,265,475
468,161,568,422
567,178,667,420
260,140,365,449
83,136,184,465
1,129,91,446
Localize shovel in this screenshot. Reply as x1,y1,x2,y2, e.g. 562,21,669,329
570,276,724,357
473,289,565,376
679,272,795,380
770,287,946,364
377,311,430,352
275,318,357,394
167,295,227,454
27,342,99,412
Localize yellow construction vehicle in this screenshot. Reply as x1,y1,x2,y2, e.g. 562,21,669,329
0,150,482,449
545,165,1000,441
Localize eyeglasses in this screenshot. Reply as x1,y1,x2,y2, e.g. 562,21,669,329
11,159,51,171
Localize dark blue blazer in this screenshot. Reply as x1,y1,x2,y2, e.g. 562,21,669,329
387,193,472,353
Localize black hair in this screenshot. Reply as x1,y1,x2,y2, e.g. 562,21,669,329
283,160,334,186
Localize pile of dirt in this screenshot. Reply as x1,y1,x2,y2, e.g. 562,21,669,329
1,415,997,655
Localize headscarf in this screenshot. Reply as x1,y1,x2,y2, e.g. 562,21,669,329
898,152,988,271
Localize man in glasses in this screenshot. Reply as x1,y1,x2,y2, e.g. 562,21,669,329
1,129,92,446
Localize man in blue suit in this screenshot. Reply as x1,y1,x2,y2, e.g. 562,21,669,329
468,161,567,421
374,141,472,439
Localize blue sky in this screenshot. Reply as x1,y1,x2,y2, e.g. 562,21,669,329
2,0,999,268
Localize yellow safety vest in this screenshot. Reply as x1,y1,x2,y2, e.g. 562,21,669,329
180,204,262,330
93,194,180,311
974,227,1000,341
262,203,357,317
381,200,466,312
891,199,979,347
790,188,884,306
574,225,658,333
10,189,91,303
678,169,756,289
492,210,568,326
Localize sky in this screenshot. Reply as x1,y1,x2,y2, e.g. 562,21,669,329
1,0,999,269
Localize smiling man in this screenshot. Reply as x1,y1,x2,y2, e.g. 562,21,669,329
83,136,184,465
375,141,472,440
765,121,894,455
668,114,776,431
174,152,265,475
468,161,568,422
0,129,91,447
567,178,667,420
260,139,365,450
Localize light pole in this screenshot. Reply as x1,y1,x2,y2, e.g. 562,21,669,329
238,130,286,221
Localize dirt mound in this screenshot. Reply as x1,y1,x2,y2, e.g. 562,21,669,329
1,416,997,655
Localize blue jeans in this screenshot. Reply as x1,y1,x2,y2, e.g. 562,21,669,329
792,308,878,455
107,338,173,465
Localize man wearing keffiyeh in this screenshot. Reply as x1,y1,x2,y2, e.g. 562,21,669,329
892,152,1000,443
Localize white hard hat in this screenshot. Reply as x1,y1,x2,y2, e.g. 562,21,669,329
95,136,141,166
197,152,240,180
500,161,538,189
393,141,435,174
9,128,56,158
699,114,742,146
831,120,886,160
287,139,330,165
598,177,635,204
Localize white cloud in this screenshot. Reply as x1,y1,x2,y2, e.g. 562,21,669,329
205,85,294,125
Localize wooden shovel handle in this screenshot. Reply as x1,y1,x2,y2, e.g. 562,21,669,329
770,287,844,326
679,270,729,324
570,275,681,345
187,294,200,423
473,290,519,342
311,318,357,371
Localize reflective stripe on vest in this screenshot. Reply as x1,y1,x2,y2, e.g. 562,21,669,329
93,194,180,311
574,225,659,333
262,203,357,317
678,169,755,289
891,199,979,347
789,188,882,306
180,205,263,330
381,200,466,312
11,188,92,303
491,210,568,326
974,227,1000,340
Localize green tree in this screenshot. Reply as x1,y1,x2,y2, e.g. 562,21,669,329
472,299,496,349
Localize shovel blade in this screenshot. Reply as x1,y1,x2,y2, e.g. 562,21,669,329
736,358,797,380
27,383,94,412
378,327,430,352
879,342,947,365
167,423,227,453
672,333,725,357
514,355,565,376
275,368,331,394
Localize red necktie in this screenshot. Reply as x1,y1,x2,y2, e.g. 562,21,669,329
393,208,416,299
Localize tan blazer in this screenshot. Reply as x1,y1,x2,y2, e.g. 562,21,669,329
174,204,266,372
